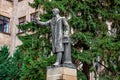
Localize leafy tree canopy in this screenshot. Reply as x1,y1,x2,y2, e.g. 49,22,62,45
18,0,120,80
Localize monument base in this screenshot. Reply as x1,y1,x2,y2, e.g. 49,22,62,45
47,65,77,80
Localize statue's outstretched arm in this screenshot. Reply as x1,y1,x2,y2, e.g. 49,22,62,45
33,18,50,26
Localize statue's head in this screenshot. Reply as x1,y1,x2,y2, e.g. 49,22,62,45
52,8,60,17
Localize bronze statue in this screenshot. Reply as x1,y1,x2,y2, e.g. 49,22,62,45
33,8,73,66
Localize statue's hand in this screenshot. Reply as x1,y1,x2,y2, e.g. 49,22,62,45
63,36,69,43
32,18,39,25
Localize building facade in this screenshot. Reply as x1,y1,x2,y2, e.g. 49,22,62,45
0,0,42,55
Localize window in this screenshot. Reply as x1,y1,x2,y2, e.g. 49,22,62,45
18,16,26,33
30,12,38,21
0,15,10,33
18,0,23,2
6,0,13,2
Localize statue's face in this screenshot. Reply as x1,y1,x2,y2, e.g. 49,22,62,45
52,10,58,17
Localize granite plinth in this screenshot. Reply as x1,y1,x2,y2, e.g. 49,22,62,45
46,66,77,80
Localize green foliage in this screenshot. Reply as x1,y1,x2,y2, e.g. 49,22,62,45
17,0,120,79
20,51,55,80
0,46,9,63
17,22,55,80
0,46,23,80
0,46,10,79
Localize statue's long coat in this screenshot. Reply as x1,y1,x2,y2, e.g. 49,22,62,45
37,16,70,53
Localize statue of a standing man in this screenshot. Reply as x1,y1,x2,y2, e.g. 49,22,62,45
33,8,72,66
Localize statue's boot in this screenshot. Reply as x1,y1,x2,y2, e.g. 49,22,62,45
53,52,62,66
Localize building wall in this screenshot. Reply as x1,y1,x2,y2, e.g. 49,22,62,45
0,33,11,49
14,0,42,51
0,0,13,50
0,0,13,17
0,0,42,55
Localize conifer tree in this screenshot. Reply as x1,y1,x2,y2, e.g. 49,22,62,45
18,0,120,80
0,46,23,80
0,46,10,79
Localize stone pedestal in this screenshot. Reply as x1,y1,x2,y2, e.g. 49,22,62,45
47,66,77,80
